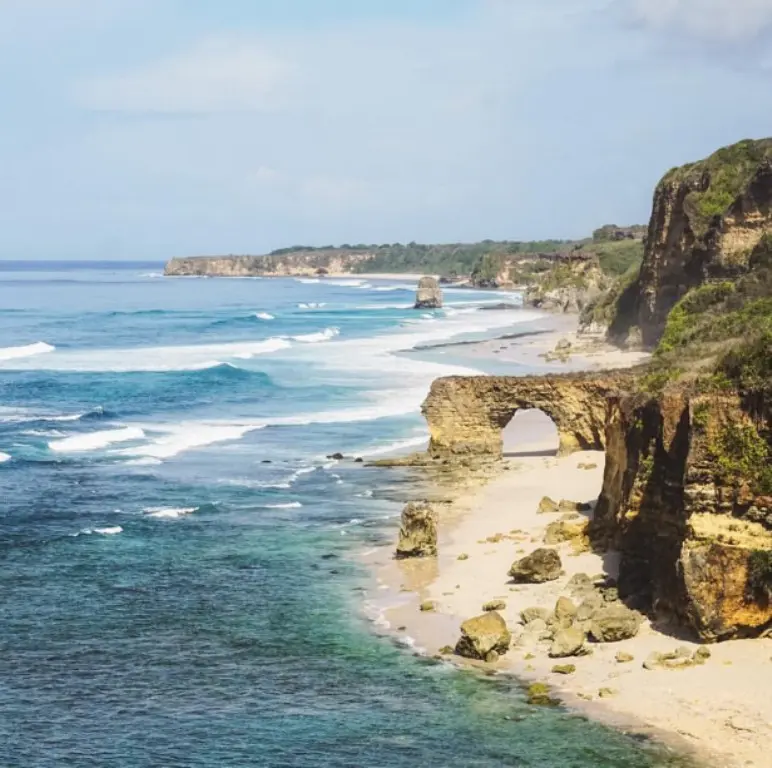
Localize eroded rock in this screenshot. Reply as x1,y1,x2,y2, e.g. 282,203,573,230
589,605,643,643
455,611,512,660
509,549,562,584
414,276,443,310
395,502,438,559
549,627,586,658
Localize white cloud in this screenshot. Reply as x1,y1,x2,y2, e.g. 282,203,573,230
76,39,291,113
629,0,772,41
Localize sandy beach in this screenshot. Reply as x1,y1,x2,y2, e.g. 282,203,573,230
364,337,772,768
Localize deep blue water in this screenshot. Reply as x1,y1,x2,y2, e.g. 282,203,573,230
0,263,689,767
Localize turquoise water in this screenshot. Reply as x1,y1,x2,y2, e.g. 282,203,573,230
0,264,689,767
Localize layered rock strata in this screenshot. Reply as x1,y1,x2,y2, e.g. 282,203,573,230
422,372,635,459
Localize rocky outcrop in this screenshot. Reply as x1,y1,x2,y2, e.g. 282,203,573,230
455,611,511,660
164,250,376,277
414,276,443,309
422,371,635,459
525,258,610,314
509,548,562,583
592,388,772,641
609,138,772,347
395,502,438,559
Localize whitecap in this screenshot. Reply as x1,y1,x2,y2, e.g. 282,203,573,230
80,526,123,536
293,327,339,344
263,502,303,509
0,452,11,463
0,338,292,373
254,312,275,320
295,278,321,284
116,423,265,461
49,427,145,453
0,341,55,363
143,506,196,519
297,302,326,310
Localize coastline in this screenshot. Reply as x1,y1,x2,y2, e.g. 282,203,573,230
361,324,772,768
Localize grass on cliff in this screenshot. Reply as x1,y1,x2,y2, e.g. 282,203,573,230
580,262,640,329
663,138,772,235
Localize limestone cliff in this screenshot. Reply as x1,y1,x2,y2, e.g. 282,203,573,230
164,250,376,277
593,386,772,641
609,138,772,347
422,372,635,458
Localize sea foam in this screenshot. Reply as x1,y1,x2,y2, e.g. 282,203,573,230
0,341,55,362
49,427,145,453
0,452,11,463
143,506,197,519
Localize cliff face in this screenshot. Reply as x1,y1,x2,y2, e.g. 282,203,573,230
593,388,772,641
610,139,772,347
422,372,634,459
164,251,376,277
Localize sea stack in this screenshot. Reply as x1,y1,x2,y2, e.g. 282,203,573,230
414,276,443,309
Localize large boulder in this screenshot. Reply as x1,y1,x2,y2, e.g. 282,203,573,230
395,502,437,559
588,604,643,643
509,548,562,583
414,276,443,309
549,627,586,658
455,611,511,660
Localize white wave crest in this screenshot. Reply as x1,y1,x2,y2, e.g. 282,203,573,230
116,423,265,460
263,502,303,509
293,327,339,343
80,526,123,536
254,312,275,320
0,452,11,463
295,278,321,284
49,427,145,453
143,506,197,519
297,302,326,310
1,338,292,372
0,342,55,362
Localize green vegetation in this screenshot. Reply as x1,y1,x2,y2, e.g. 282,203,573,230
592,224,647,243
580,262,640,330
266,234,643,281
709,420,772,496
747,550,772,603
663,139,772,235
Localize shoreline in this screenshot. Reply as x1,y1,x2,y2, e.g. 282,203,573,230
359,327,772,768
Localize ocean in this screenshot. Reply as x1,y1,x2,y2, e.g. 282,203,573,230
0,263,689,767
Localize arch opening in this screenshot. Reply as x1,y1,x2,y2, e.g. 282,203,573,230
501,408,559,458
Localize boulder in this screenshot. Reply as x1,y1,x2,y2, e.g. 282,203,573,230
559,500,592,513
538,497,560,515
589,605,642,643
554,597,577,625
552,664,576,675
414,276,443,309
520,607,551,625
576,593,604,622
483,600,507,612
549,627,586,658
509,548,562,583
395,502,437,559
615,651,635,664
419,601,437,612
455,611,512,660
544,520,589,546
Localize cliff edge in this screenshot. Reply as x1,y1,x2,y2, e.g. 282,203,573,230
607,138,772,348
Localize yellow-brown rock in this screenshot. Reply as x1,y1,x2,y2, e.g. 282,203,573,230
455,611,512,660
422,372,634,459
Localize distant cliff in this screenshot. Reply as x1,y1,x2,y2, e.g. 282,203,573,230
164,250,376,277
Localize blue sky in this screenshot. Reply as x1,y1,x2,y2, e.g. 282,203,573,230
2,0,772,259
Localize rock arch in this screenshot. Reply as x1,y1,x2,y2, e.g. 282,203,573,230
421,373,634,459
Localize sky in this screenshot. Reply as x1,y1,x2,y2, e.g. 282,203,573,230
2,0,772,260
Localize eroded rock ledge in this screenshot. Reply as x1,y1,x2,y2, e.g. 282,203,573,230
422,371,636,459
415,370,771,641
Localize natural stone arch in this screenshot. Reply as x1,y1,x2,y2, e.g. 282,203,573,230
422,373,634,459
501,409,559,457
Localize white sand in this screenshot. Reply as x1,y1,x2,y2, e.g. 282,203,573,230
367,450,772,768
